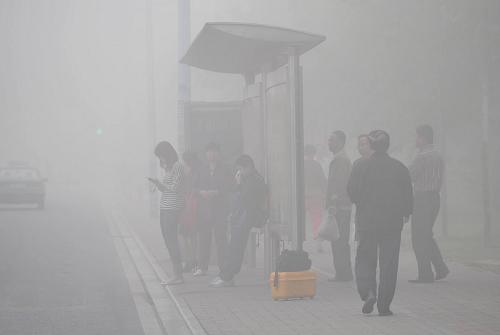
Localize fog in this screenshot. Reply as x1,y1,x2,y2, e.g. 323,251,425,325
0,1,499,334
2,1,498,233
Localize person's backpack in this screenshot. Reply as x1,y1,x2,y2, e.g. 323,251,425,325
273,249,312,288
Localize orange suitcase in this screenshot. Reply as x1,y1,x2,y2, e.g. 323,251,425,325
269,271,316,301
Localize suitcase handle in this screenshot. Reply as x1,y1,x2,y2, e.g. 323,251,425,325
274,255,279,288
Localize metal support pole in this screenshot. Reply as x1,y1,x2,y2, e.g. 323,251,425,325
261,67,269,183
481,7,492,247
177,0,190,152
288,48,305,251
261,68,272,274
481,90,491,247
439,96,448,237
260,64,280,275
146,0,158,218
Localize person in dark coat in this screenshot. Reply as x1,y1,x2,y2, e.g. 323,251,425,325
326,130,353,281
409,125,449,283
210,155,266,287
348,130,413,316
193,143,233,276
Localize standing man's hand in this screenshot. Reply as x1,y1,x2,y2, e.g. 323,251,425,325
235,170,242,185
403,216,410,224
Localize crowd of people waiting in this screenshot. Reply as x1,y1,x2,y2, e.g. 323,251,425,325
148,142,266,288
148,124,449,316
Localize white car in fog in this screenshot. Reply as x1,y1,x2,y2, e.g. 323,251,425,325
0,163,47,209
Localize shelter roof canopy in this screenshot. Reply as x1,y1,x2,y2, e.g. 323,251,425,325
181,22,326,74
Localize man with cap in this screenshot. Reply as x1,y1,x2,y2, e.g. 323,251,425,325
347,130,413,316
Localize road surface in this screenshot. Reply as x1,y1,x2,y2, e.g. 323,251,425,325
0,187,145,335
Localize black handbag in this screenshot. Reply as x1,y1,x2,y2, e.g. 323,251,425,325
273,249,312,287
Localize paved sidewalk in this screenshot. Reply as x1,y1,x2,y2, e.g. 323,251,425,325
130,215,500,335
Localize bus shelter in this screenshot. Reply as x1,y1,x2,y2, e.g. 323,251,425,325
181,22,325,274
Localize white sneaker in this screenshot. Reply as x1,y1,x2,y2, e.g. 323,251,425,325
160,276,184,286
209,276,234,288
209,276,222,285
193,269,207,277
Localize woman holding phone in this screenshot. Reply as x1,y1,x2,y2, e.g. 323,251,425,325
149,141,186,285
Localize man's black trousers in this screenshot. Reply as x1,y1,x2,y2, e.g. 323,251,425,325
355,228,401,313
219,214,252,281
197,214,227,272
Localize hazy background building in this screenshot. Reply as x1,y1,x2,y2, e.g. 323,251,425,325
1,0,499,240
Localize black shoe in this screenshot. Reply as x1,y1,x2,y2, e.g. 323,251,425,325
408,278,434,283
362,294,377,314
435,268,450,281
378,310,394,317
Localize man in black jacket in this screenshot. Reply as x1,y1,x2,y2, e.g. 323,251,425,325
348,130,413,316
210,155,266,288
193,143,233,276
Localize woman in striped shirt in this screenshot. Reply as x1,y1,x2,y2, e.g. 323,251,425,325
150,141,186,285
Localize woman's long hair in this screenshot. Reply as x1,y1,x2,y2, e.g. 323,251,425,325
154,141,178,169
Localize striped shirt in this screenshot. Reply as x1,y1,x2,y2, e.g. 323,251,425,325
159,161,186,211
409,145,443,193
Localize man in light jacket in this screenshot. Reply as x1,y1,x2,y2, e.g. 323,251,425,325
326,130,353,282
